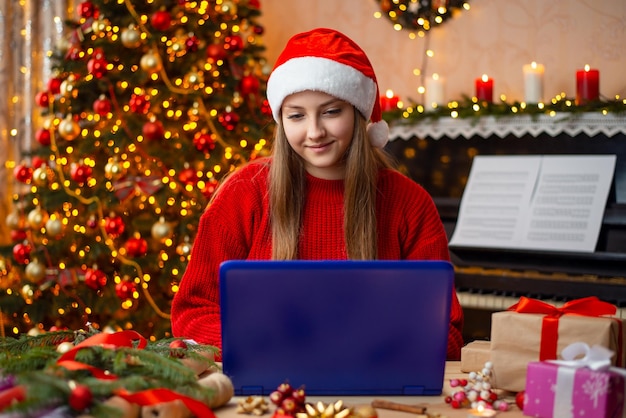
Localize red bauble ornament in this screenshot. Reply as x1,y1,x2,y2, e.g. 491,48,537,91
142,120,165,141
150,10,172,31
253,25,264,35
239,74,260,96
35,91,50,108
70,162,93,184
193,132,216,153
224,35,244,52
13,242,31,264
103,214,125,236
84,267,107,290
10,229,27,242
207,43,227,61
129,93,150,114
14,164,33,184
515,390,525,410
261,99,272,117
218,110,240,131
115,280,136,300
93,95,112,115
249,0,261,8
124,236,148,257
47,77,63,95
87,57,108,78
35,128,51,146
169,339,188,358
77,1,99,19
185,34,200,52
31,157,45,169
69,384,93,411
178,167,198,185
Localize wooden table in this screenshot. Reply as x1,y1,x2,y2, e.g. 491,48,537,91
214,362,525,418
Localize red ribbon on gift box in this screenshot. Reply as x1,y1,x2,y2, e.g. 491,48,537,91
508,296,621,364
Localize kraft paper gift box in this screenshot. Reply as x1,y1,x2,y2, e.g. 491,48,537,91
461,340,491,373
490,296,625,392
523,343,626,418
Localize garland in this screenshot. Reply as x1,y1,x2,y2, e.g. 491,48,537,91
374,0,469,32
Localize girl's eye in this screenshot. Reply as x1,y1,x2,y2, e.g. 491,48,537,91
285,113,304,120
324,108,341,115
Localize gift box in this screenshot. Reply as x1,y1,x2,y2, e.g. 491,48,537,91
461,340,491,373
523,344,626,418
490,297,625,392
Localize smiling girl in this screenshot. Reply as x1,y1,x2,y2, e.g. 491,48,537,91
171,28,464,360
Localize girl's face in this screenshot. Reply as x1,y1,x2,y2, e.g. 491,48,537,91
281,90,355,180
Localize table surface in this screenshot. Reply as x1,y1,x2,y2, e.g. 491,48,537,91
214,362,525,418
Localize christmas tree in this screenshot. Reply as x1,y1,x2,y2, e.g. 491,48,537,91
2,0,272,339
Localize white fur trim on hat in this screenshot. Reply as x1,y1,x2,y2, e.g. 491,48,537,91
267,56,377,122
367,120,389,148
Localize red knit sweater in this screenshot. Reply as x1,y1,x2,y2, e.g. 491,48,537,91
171,161,464,359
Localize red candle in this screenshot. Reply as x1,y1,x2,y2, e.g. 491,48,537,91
380,89,400,112
576,65,600,105
475,74,493,103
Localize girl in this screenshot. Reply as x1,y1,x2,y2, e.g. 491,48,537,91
171,28,464,360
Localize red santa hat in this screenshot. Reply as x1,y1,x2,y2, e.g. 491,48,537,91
266,28,389,148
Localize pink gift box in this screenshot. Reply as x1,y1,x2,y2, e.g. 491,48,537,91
523,361,626,418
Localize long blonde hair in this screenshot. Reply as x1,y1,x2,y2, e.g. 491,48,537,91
269,110,394,260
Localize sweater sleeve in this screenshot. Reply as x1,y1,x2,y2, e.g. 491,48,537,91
391,172,464,360
170,164,268,357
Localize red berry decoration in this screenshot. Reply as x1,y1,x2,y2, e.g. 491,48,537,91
69,384,93,411
14,164,33,184
103,214,125,236
35,128,51,146
129,93,150,114
218,110,240,131
142,120,165,141
13,242,31,264
84,267,107,290
202,178,219,199
87,56,108,78
193,132,216,153
93,95,112,116
150,10,171,31
224,35,244,52
70,162,93,184
178,167,198,185
169,339,188,358
269,382,306,417
77,1,98,19
115,280,136,300
124,236,148,257
35,91,50,108
185,34,200,52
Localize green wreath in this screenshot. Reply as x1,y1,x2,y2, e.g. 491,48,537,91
375,0,470,32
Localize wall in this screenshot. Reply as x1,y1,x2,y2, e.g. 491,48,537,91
258,0,626,106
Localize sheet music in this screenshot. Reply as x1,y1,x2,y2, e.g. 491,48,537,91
449,155,616,253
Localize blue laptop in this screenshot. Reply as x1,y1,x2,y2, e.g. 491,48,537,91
219,260,453,396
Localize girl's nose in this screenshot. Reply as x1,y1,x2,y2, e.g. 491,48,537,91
307,118,326,139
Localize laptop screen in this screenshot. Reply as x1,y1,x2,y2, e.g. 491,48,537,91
219,260,453,395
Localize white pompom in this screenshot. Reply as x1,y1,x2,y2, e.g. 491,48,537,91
367,120,389,148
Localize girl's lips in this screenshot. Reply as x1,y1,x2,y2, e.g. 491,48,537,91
307,142,333,152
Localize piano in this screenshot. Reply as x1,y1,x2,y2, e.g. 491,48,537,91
387,113,626,341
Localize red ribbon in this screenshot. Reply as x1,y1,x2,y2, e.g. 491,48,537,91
508,296,618,361
116,388,217,418
53,330,216,415
113,175,163,201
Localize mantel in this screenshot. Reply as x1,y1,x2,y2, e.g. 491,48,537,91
389,112,626,141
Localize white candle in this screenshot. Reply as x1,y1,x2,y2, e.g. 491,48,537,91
425,73,445,109
523,61,545,103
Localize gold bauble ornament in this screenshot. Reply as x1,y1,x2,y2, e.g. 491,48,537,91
60,75,76,96
56,341,75,354
105,159,125,180
45,216,64,237
121,25,142,48
92,18,107,35
221,0,237,15
32,166,50,187
27,207,49,229
184,70,203,88
6,211,25,229
140,52,162,73
58,115,81,141
151,217,173,241
176,239,192,257
25,259,46,283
